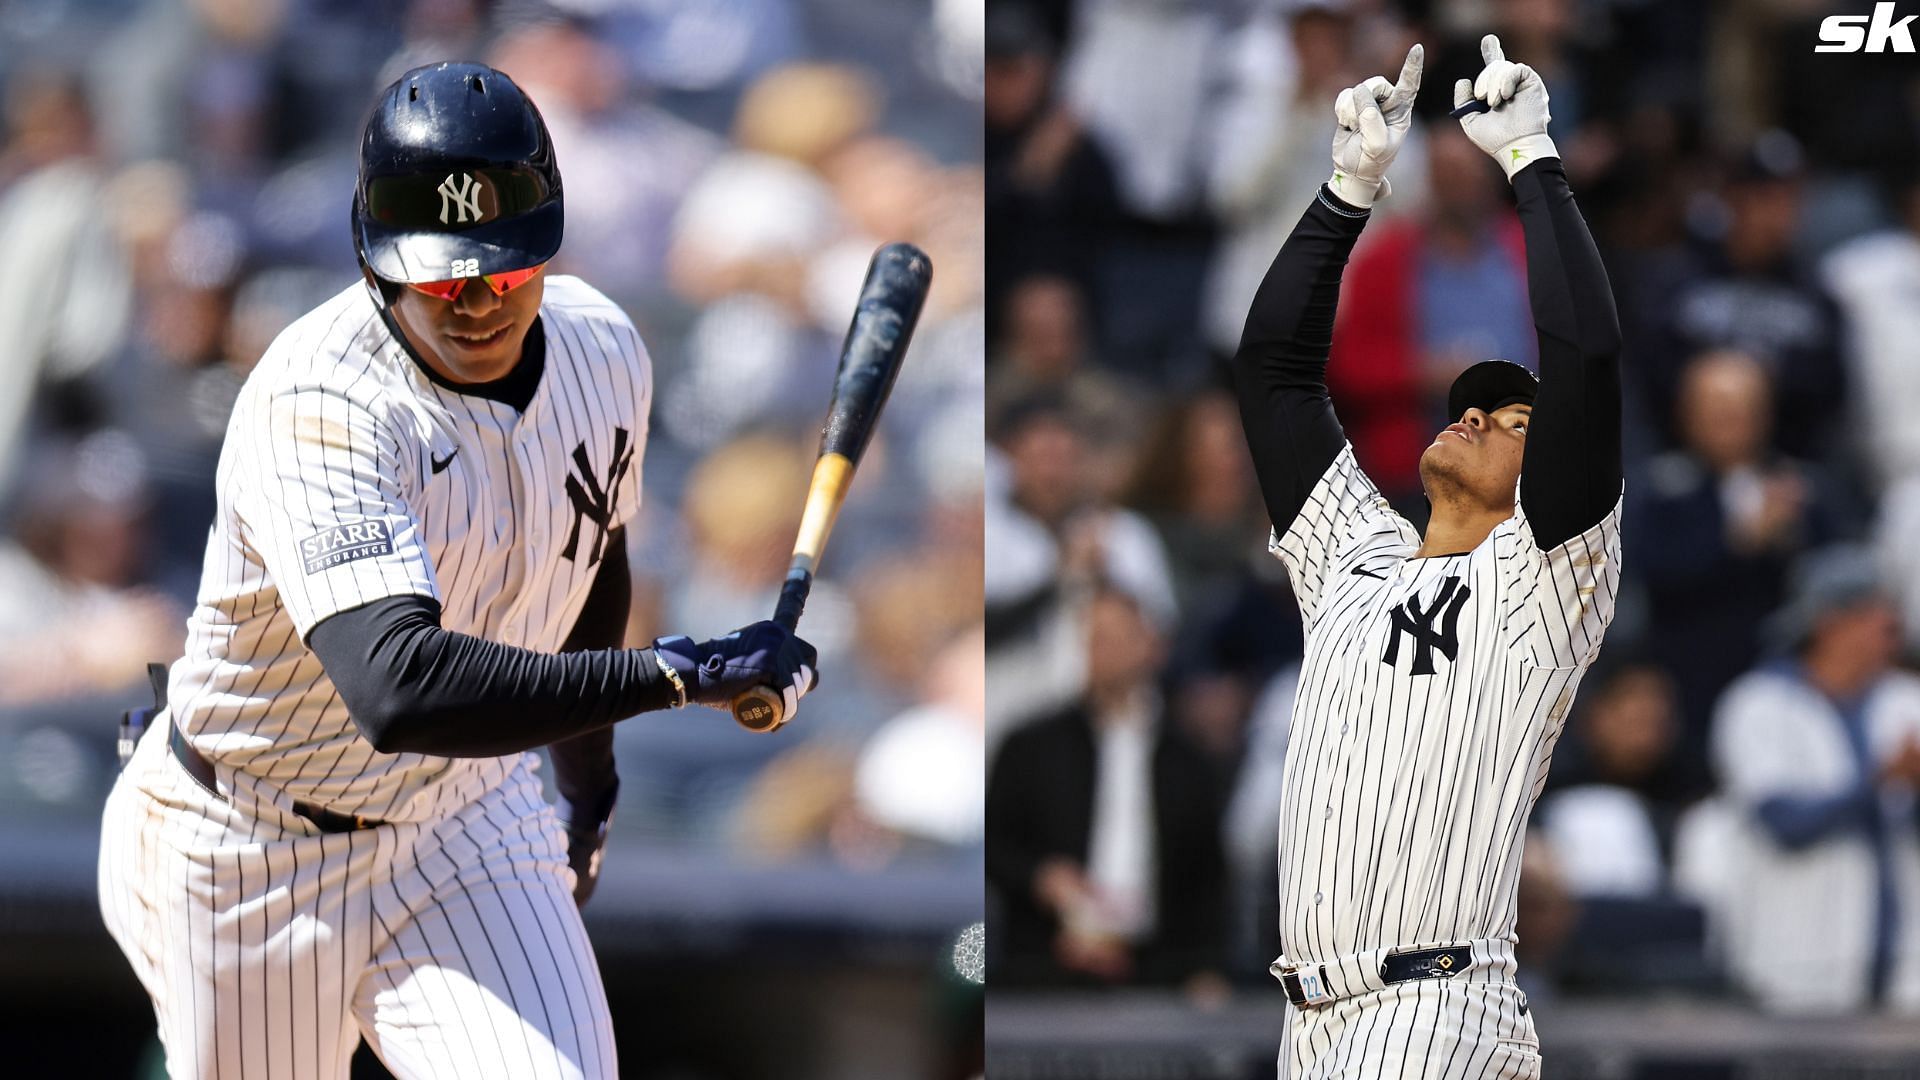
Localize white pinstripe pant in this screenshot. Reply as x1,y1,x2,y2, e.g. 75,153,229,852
1280,980,1542,1079
99,727,617,1080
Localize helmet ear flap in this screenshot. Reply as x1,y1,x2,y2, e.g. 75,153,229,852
351,197,402,308
358,262,404,309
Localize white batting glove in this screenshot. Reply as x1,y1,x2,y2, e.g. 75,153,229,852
1328,44,1423,209
781,661,817,721
1454,34,1558,182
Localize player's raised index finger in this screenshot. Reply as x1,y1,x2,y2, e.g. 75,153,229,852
1394,43,1424,99
1480,33,1505,66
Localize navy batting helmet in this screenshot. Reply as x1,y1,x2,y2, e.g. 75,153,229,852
353,62,563,285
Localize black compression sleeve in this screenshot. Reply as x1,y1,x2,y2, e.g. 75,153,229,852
547,532,629,821
306,585,677,759
1231,186,1367,538
1512,158,1624,550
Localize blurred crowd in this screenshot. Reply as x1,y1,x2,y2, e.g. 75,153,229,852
985,0,1920,1016
0,0,985,876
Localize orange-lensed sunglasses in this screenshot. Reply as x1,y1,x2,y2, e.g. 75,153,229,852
405,263,545,302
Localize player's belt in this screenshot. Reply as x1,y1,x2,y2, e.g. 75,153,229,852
286,802,386,834
167,721,386,833
1272,944,1474,1009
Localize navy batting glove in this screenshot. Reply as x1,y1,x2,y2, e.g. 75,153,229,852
554,779,617,908
653,621,820,708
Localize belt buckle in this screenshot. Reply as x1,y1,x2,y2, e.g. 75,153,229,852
1381,944,1470,985
1277,962,1335,1008
1425,948,1464,978
330,809,380,832
294,802,379,833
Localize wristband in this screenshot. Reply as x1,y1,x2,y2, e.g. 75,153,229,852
1328,169,1382,209
1318,184,1371,220
1495,135,1558,182
555,777,620,833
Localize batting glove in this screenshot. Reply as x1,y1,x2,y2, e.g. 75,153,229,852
653,621,819,716
1454,34,1558,182
1328,43,1423,208
555,779,617,907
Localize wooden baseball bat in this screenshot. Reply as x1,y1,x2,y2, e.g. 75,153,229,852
731,242,933,732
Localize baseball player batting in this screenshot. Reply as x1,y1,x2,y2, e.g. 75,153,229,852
1236,38,1622,1078
96,63,817,1079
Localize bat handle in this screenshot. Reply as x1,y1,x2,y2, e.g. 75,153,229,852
729,569,815,733
1449,98,1491,119
770,568,812,631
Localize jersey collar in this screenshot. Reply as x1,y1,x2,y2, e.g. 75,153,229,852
376,295,547,413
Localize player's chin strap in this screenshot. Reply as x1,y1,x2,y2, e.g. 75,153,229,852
353,198,432,371
355,246,409,345
358,255,449,382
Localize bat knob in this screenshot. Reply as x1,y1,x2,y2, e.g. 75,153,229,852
731,685,787,733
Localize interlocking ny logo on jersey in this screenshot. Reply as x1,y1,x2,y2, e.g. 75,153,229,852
300,520,394,575
562,427,634,566
437,173,486,224
1382,575,1472,676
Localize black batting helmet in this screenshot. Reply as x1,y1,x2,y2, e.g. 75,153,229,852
352,62,563,285
1447,359,1538,421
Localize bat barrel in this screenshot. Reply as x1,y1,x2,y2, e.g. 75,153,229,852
820,243,930,467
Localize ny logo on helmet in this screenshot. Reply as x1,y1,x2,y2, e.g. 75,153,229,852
437,173,486,224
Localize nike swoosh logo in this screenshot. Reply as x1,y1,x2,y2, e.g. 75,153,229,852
1350,563,1386,579
430,449,459,475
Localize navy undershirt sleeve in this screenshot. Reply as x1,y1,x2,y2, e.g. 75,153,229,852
306,556,675,758
546,531,629,823
1231,186,1367,539
1511,158,1624,550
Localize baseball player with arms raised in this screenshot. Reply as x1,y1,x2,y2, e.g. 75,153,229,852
1233,37,1622,1078
97,63,816,1080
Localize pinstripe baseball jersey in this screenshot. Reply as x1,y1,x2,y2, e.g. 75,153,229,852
1271,443,1621,969
166,274,649,822
101,722,615,1080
